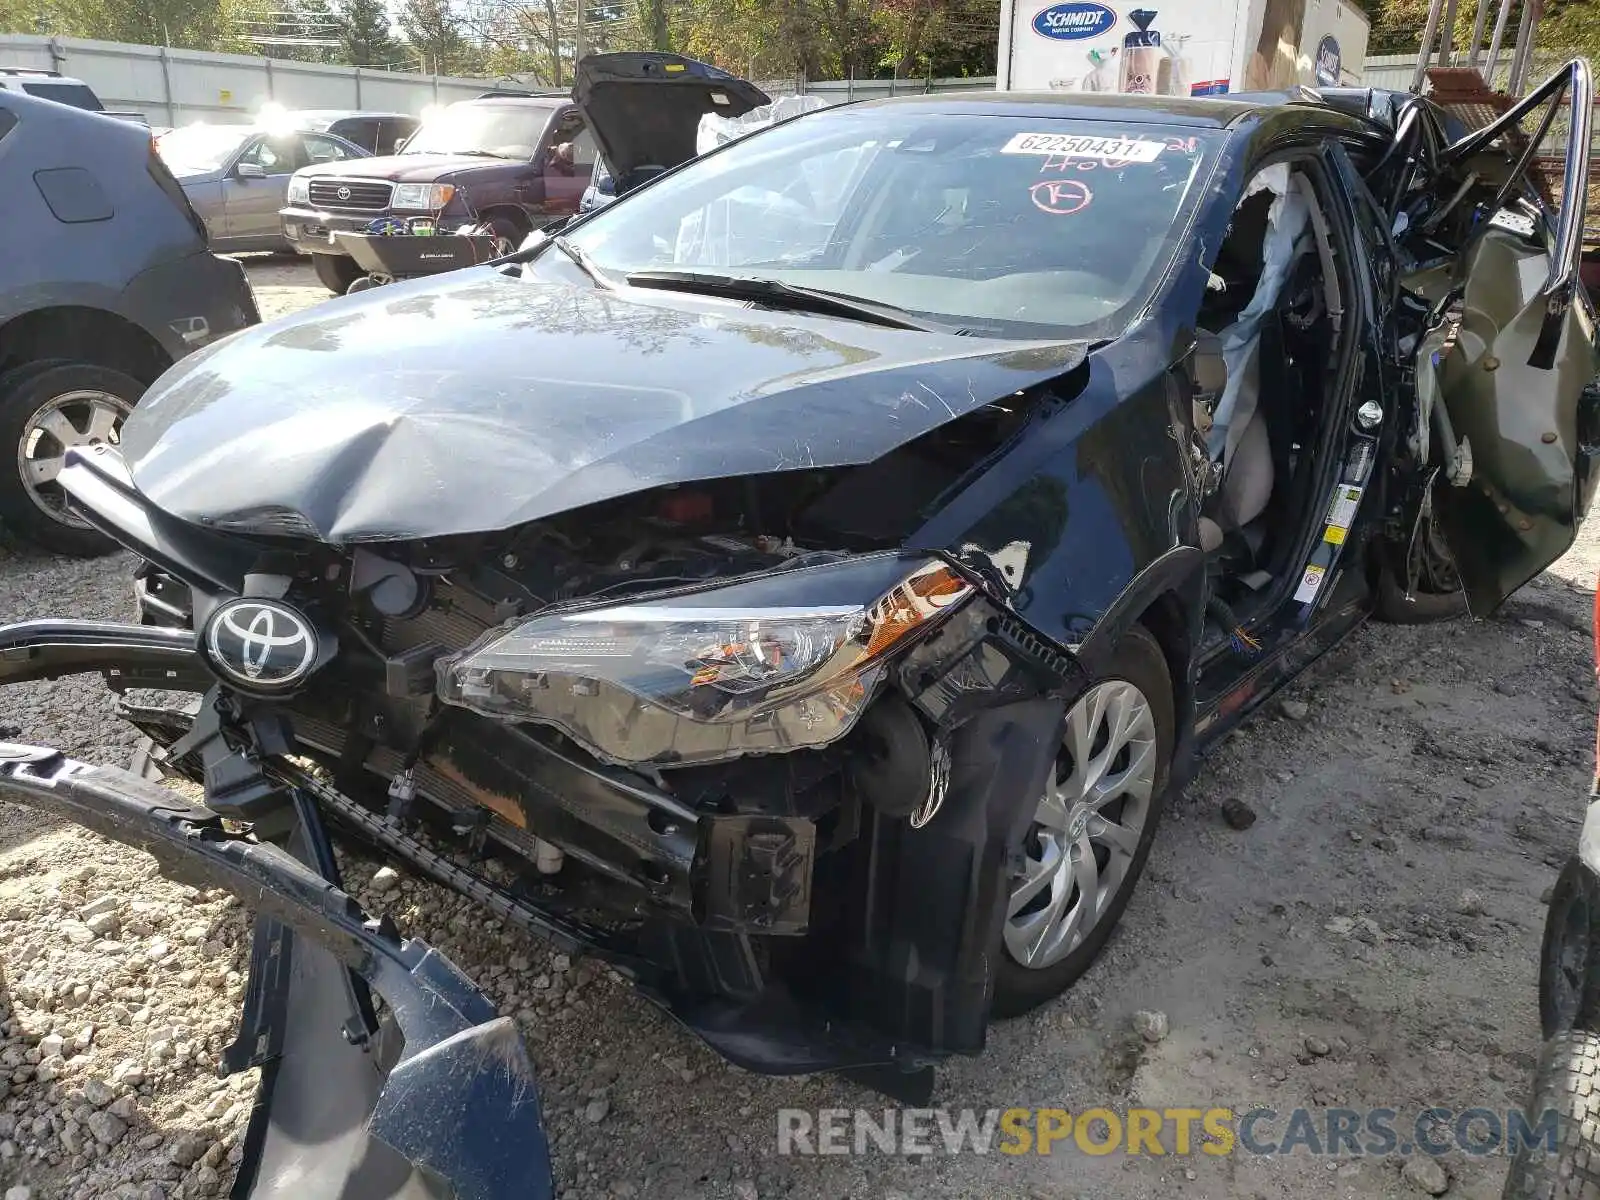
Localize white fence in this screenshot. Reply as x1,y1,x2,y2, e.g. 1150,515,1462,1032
0,34,499,125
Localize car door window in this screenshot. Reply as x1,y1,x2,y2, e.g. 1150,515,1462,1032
239,135,307,175
384,120,418,155
324,120,361,151
567,124,597,173
544,114,588,179
304,133,357,164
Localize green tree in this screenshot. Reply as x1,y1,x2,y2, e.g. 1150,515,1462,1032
21,0,245,48
398,0,478,73
638,0,668,51
339,0,397,64
1370,0,1599,59
874,0,994,79
1541,0,1599,58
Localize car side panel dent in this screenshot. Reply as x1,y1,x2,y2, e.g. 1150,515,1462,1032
917,340,1200,655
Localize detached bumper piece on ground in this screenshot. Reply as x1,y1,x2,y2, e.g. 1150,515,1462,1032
0,741,552,1200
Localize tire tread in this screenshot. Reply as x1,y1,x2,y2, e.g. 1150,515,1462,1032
1503,1031,1600,1200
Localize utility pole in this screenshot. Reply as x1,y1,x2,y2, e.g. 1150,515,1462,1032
574,0,585,71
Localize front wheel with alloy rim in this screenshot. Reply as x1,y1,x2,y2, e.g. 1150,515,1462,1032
0,362,141,556
993,625,1174,1017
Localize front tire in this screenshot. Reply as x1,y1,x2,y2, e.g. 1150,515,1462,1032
1541,857,1600,1041
992,625,1174,1017
1374,492,1469,623
1501,1030,1600,1200
482,214,528,258
312,253,362,295
0,362,140,556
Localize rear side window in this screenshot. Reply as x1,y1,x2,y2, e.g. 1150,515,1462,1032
19,82,102,111
329,119,374,151
0,108,15,144
147,143,209,243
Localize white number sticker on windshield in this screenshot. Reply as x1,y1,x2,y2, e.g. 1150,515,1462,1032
999,133,1165,162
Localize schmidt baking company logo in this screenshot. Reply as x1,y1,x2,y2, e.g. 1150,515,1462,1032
1032,2,1118,40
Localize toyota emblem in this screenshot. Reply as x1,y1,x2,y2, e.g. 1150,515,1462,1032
337,185,352,201
202,598,319,692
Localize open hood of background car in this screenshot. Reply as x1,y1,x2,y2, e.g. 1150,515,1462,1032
116,267,1088,544
573,52,769,184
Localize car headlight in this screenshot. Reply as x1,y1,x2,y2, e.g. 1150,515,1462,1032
436,555,974,767
286,175,310,206
392,183,455,210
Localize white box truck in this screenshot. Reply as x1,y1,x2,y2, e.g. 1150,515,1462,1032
997,0,1370,96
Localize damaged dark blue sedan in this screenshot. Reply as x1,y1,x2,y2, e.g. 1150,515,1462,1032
0,59,1593,1199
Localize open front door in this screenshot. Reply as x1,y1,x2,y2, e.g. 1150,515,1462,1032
1421,59,1600,616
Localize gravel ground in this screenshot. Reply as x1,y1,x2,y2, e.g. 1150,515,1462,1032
0,255,1591,1199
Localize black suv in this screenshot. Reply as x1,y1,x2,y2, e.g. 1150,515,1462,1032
281,53,767,293
0,89,258,555
290,109,420,157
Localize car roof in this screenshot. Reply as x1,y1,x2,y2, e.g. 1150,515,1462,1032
161,123,365,143
293,109,415,121
0,71,92,86
457,95,566,108
850,88,1375,132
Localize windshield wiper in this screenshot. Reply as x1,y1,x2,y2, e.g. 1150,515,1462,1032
443,149,515,159
623,270,956,333
550,236,612,289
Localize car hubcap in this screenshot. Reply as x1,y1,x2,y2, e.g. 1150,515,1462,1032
17,390,133,528
1004,679,1157,970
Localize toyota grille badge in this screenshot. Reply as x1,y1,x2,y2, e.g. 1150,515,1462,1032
203,598,319,691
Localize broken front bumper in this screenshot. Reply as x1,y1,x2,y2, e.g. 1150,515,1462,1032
0,743,554,1200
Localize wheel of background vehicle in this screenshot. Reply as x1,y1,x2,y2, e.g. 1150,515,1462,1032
1541,857,1600,1041
1374,498,1469,623
312,253,363,295
483,215,527,257
0,362,140,557
1500,1029,1600,1200
992,625,1173,1017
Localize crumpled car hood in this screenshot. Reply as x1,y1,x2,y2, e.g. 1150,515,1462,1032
120,266,1088,544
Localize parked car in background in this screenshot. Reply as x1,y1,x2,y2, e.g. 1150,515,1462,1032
286,109,420,156
155,123,369,252
0,67,148,124
0,90,258,555
280,53,766,293
280,91,593,293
